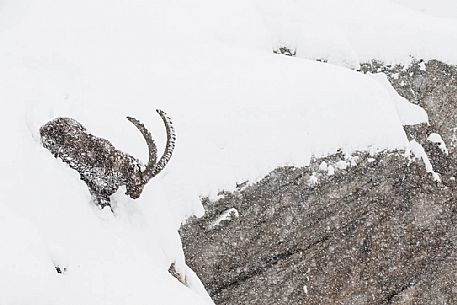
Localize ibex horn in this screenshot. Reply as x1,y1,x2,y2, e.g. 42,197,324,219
127,109,176,184
126,116,158,168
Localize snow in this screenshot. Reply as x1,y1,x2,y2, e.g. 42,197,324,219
393,0,457,19
210,208,240,229
370,73,429,125
0,204,58,305
309,174,319,187
0,0,455,304
318,161,337,176
263,0,457,67
427,133,449,155
335,161,349,170
319,161,329,172
409,140,442,182
419,61,427,71
327,165,336,176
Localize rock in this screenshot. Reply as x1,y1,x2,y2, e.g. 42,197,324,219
360,60,457,154
180,60,457,304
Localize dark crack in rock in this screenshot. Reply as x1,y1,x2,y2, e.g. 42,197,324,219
180,60,457,305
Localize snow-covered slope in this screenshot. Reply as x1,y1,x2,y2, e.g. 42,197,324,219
263,0,457,68
0,0,454,304
394,0,457,19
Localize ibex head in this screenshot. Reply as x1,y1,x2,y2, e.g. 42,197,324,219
39,109,176,208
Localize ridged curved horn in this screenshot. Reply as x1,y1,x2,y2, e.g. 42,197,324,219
142,109,176,182
126,116,158,168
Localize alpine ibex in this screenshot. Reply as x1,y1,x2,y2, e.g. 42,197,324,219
40,109,176,209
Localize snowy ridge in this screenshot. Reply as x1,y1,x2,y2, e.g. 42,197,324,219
263,0,457,67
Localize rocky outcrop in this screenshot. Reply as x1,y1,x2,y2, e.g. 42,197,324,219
360,60,457,153
180,60,457,304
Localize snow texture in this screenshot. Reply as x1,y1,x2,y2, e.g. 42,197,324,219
264,0,457,67
0,0,455,304
210,208,240,229
428,133,449,155
409,140,442,182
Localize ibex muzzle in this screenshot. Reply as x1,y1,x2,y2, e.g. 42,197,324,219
40,109,176,208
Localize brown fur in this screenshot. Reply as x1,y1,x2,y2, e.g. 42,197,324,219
40,109,175,208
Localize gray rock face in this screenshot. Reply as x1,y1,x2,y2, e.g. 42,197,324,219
180,60,457,305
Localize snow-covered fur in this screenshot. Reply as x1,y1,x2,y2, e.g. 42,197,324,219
39,109,176,208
